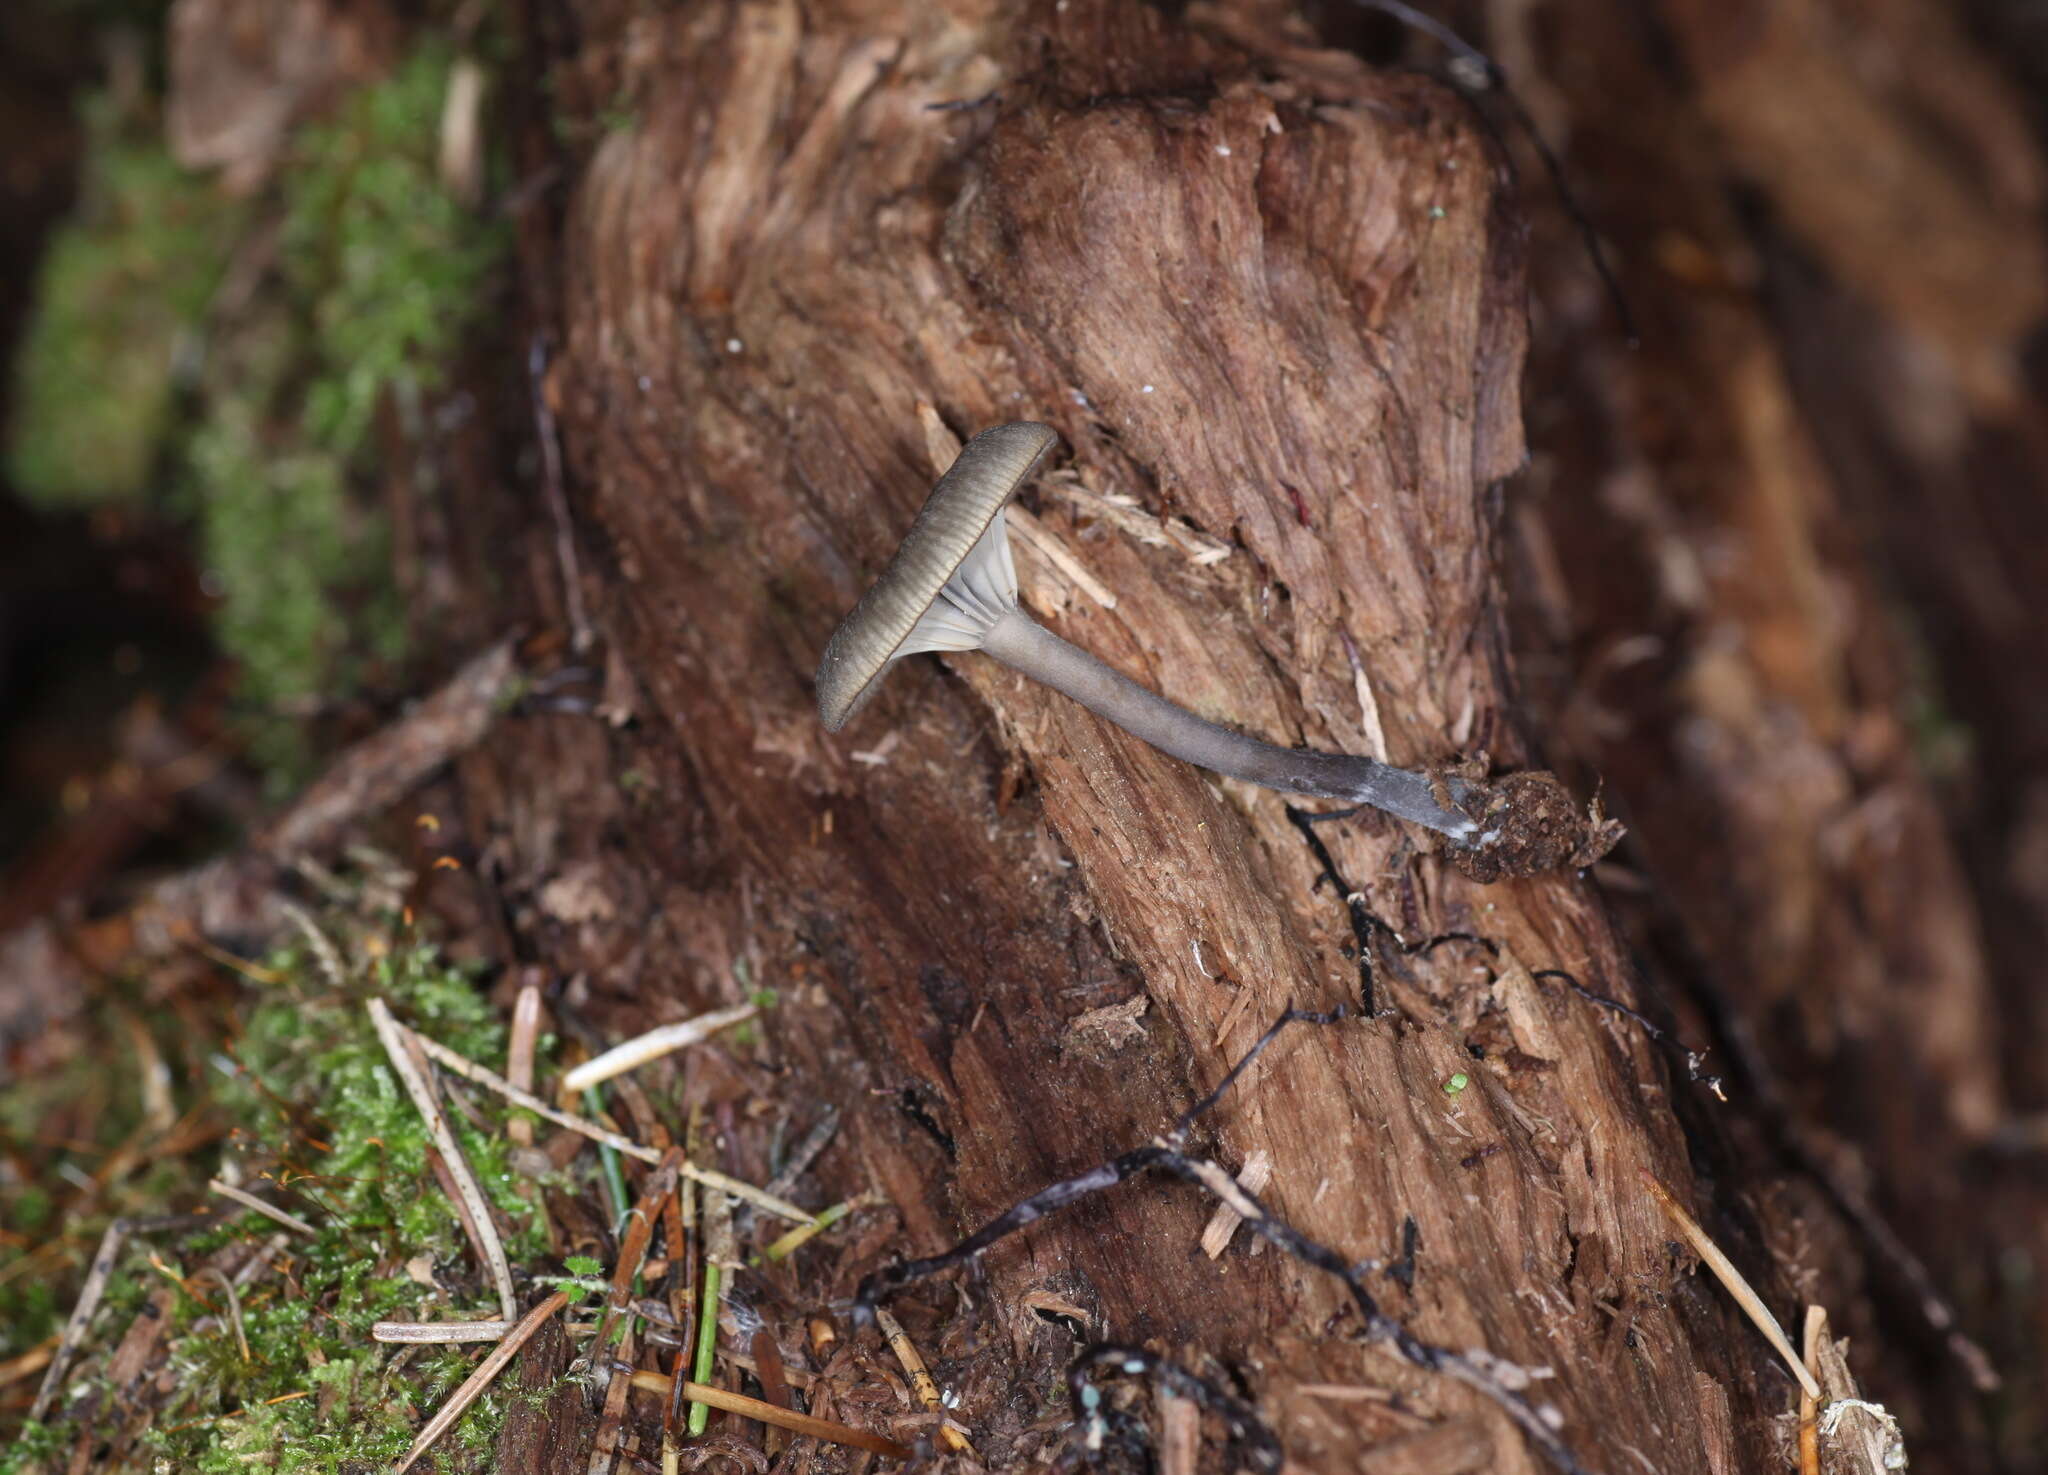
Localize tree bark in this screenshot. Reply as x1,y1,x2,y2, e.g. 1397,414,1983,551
460,1,2047,1471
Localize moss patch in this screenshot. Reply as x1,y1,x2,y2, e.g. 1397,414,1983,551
6,92,245,509
0,929,559,1471
197,41,508,785
279,44,507,459
4,41,508,790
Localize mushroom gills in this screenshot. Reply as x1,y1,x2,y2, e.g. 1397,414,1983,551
898,514,1018,655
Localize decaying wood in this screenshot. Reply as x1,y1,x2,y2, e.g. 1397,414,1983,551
501,3,1799,1471
494,1317,598,1474
21,0,2017,1469
1498,0,2047,1461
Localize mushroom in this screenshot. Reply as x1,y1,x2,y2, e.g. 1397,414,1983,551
817,422,1621,880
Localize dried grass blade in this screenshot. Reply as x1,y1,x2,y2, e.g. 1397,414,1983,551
405,1029,663,1162
371,1320,513,1344
207,1178,317,1237
682,1166,811,1226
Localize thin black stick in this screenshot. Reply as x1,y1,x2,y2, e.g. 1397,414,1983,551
1171,1005,1351,1139
1285,805,1385,1013
854,1147,1171,1314
1387,1214,1420,1293
1285,809,1502,1012
1292,805,1720,1108
1533,968,1723,1098
1155,1151,1587,1475
855,1011,1592,1475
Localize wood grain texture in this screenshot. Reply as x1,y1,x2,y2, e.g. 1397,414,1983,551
1498,0,2047,1462
513,2,1773,1470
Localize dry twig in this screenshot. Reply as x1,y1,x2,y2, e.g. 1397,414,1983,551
874,1306,973,1453
857,1008,1593,1475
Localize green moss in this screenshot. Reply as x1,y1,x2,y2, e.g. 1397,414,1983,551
134,942,544,1466
279,43,507,460
6,94,244,508
186,400,401,783
5,42,509,791
4,931,552,1467
189,42,507,784
0,1419,66,1474
0,996,158,1363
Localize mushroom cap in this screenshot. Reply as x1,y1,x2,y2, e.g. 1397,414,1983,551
816,421,1060,731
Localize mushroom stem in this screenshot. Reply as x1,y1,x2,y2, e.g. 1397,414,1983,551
979,609,1480,841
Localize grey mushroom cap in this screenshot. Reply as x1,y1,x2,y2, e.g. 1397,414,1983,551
816,421,1059,731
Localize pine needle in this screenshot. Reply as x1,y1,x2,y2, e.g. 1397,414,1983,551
559,1002,759,1092
627,1369,911,1459
368,1000,517,1323
402,1026,814,1222
1640,1169,1820,1400
394,1291,570,1475
207,1179,317,1237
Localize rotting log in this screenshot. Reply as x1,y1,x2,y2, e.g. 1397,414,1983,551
1500,0,2046,1463
0,0,2028,1468
487,4,1793,1471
